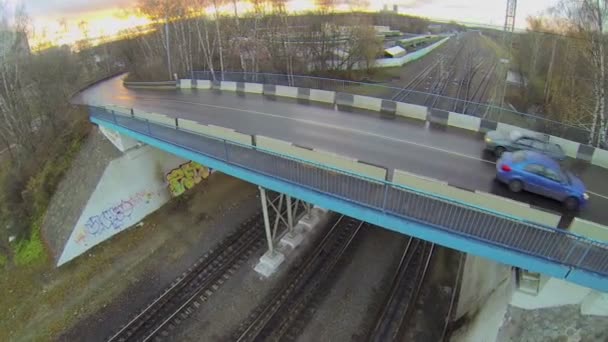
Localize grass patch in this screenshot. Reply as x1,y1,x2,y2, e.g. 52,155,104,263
0,254,6,268
14,218,47,266
480,35,509,59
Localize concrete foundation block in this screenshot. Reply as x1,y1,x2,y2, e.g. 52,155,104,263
279,231,305,249
299,212,321,232
254,250,285,277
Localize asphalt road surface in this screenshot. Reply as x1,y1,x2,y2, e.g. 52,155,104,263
75,75,608,227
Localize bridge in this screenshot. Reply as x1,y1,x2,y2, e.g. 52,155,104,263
75,74,608,292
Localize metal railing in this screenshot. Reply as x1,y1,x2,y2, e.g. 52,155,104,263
192,71,591,144
90,105,608,278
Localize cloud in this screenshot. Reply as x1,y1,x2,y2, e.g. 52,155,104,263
24,0,135,17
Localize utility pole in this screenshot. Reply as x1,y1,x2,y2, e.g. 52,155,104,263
165,18,172,80
500,0,517,109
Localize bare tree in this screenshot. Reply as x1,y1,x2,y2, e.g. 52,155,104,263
560,0,608,146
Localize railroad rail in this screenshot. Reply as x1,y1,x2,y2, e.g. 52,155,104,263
233,215,364,342
368,239,435,342
107,195,298,342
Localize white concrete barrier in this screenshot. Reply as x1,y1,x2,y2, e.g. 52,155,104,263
592,148,608,168
353,95,382,112
254,135,293,154
195,80,211,89
275,85,299,99
135,111,175,127
448,112,481,132
220,81,237,92
105,105,131,116
179,119,252,145
548,136,580,159
392,170,560,227
395,102,427,121
179,79,192,89
256,135,387,180
569,218,608,243
244,82,264,94
309,89,335,104
472,191,561,227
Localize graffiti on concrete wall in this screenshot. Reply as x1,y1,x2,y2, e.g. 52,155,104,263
166,161,210,197
74,191,155,245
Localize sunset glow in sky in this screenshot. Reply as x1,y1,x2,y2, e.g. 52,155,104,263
18,0,559,47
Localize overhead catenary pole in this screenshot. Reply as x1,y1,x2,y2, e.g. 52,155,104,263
165,18,172,80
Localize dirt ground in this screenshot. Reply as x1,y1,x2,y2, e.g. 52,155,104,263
0,172,259,342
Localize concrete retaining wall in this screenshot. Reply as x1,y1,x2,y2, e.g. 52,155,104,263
455,254,512,320
57,145,189,265
178,119,252,145
309,89,335,104
569,218,608,243
256,135,387,180
448,112,482,132
392,170,560,227
352,95,383,112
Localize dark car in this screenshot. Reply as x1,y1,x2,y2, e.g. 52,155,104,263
495,151,588,210
484,130,565,161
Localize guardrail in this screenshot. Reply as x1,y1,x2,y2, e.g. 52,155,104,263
89,105,608,278
192,71,591,144
123,80,177,89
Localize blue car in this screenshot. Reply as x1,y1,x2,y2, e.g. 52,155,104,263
496,151,588,210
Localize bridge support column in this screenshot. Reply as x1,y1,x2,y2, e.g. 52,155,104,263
255,187,315,277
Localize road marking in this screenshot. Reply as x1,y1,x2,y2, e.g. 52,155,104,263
135,96,497,164
588,191,608,200
131,95,608,200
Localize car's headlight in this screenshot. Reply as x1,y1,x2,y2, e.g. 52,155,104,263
485,137,492,143
583,193,589,200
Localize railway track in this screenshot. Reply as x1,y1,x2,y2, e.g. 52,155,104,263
440,252,466,341
367,239,435,342
233,215,364,342
107,195,297,342
391,60,441,103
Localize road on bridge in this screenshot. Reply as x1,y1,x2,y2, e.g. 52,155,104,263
75,75,608,226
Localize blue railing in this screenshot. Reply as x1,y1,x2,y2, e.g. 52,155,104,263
192,70,591,144
90,105,608,278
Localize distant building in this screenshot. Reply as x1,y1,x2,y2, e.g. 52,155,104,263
384,46,407,58
0,30,30,58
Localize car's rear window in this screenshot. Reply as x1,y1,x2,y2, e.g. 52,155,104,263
512,150,528,163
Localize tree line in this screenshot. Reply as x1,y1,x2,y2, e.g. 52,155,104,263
122,1,431,82
512,0,607,147
0,3,123,265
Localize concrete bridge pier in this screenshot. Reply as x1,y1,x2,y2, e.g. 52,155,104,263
254,186,321,277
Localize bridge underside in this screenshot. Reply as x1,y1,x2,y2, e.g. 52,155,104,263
91,116,608,292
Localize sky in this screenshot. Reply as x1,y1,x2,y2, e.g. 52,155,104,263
12,0,560,46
